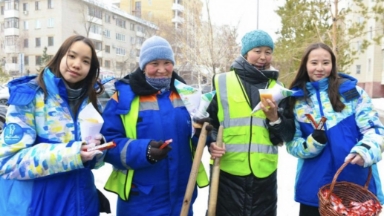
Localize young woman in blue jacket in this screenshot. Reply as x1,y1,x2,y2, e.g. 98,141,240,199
0,35,106,215
286,42,384,216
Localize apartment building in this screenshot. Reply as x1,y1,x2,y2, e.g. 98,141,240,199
344,0,384,97
117,0,212,91
0,0,157,78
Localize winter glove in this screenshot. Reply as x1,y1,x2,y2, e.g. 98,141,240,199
147,140,172,163
193,117,212,137
311,130,327,144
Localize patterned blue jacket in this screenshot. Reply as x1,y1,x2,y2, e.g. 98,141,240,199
0,68,102,215
286,73,384,207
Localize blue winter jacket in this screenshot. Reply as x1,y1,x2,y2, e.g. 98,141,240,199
101,69,198,216
286,73,384,207
0,68,102,216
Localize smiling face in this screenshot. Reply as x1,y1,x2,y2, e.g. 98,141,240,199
245,46,273,69
306,48,332,82
144,59,174,78
59,41,92,88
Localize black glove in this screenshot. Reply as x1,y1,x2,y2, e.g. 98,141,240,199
312,130,327,144
146,140,172,163
193,117,212,137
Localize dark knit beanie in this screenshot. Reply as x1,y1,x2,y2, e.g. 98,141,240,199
139,36,175,70
241,30,274,56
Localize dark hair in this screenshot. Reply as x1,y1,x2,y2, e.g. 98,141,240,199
288,42,345,114
37,35,103,113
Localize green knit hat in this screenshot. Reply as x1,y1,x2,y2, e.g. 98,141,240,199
241,30,274,56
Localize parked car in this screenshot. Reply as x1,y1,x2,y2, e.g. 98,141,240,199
0,105,6,134
0,84,9,105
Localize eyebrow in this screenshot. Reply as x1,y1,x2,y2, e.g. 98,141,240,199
68,50,91,61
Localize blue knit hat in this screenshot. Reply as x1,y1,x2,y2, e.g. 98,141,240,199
139,36,175,70
241,30,274,56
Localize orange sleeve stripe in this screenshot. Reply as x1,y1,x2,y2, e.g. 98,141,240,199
111,92,119,102
169,91,181,100
140,95,157,102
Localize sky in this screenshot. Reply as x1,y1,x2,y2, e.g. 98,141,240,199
203,0,284,42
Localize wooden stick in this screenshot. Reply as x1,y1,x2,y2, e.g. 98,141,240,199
180,122,209,216
207,125,224,216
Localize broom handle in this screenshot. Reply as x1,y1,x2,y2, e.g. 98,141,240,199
207,125,224,216
180,122,209,216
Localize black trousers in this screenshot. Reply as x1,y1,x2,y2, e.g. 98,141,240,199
299,204,320,216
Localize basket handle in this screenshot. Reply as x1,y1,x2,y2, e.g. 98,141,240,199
327,155,372,201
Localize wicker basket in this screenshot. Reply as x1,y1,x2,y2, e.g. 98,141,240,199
318,157,381,216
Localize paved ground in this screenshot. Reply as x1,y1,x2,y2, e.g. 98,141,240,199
95,98,384,215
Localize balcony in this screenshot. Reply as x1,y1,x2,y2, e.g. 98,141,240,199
89,32,103,41
136,31,144,37
4,28,19,36
172,16,184,24
4,45,19,54
5,63,18,71
172,3,184,12
87,15,102,25
4,10,19,18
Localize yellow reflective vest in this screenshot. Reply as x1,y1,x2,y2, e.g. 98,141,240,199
214,71,278,178
104,95,209,201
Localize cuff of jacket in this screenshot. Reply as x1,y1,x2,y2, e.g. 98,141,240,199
351,143,382,167
305,135,327,156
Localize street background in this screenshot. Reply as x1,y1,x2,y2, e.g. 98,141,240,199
95,98,384,216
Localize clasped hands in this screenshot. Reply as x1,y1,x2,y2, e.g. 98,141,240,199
80,134,105,163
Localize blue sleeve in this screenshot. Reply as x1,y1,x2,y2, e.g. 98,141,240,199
101,98,152,170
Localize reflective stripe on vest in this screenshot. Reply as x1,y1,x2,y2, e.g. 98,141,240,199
104,92,208,201
215,71,278,178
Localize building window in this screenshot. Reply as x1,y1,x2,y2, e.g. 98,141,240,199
35,20,41,29
88,6,102,19
47,18,54,28
24,21,29,30
1,6,3,15
5,36,17,46
24,38,28,48
105,14,111,23
23,3,28,11
48,0,54,9
35,1,40,10
35,38,41,47
130,23,134,31
356,41,361,52
369,26,372,39
105,60,110,68
92,40,102,50
356,65,361,74
12,56,17,64
98,58,102,67
105,45,110,53
5,18,19,29
24,55,29,65
103,29,110,38
116,18,126,28
48,36,54,46
116,47,126,56
134,2,141,17
116,33,125,42
5,0,19,10
90,23,102,34
35,56,42,65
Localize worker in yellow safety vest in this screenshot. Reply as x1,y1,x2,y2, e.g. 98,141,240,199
101,36,208,216
206,30,295,216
